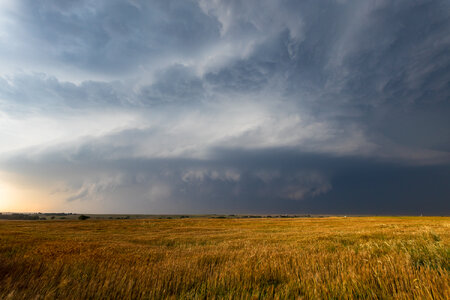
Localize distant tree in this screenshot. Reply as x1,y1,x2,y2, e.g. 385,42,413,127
0,214,39,220
78,215,90,220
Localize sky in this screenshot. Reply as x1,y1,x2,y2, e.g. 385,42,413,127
0,0,449,214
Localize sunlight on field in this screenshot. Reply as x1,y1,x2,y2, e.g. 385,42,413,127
0,217,448,299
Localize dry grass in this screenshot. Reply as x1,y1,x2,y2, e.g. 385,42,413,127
0,217,448,299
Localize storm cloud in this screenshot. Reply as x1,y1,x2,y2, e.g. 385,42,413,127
0,0,449,214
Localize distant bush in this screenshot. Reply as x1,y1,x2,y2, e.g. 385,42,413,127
42,213,72,216
78,215,90,220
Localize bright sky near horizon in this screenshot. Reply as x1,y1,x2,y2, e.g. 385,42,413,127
0,0,449,214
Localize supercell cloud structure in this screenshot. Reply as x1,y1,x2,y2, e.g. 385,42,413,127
0,0,449,214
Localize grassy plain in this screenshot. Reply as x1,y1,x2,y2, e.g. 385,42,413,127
0,217,448,299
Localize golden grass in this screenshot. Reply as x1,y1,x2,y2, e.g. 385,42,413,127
0,217,448,299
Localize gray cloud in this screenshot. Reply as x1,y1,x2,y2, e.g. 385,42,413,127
139,64,205,104
0,73,130,111
10,0,220,74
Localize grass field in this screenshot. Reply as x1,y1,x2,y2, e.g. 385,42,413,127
0,217,448,299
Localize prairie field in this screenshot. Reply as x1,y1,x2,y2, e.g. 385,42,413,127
0,217,448,299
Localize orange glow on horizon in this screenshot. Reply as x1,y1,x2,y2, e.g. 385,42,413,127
0,180,16,212
0,177,52,213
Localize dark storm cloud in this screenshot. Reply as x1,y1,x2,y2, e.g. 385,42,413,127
0,0,449,214
288,0,450,151
3,146,449,214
